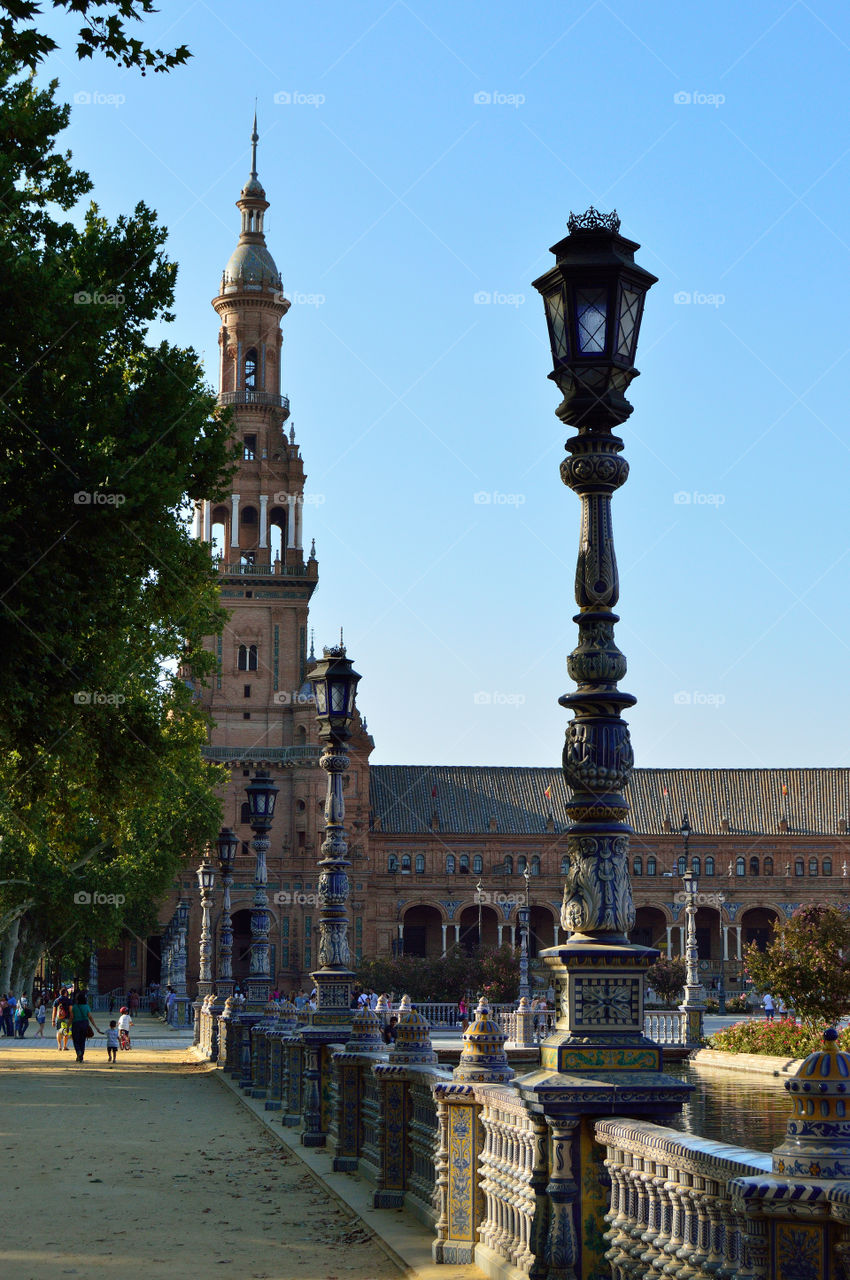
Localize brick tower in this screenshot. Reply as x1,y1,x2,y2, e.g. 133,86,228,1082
189,118,372,995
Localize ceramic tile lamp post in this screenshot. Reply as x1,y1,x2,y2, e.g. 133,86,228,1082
299,640,361,1147
215,826,239,1001
244,770,279,1009
518,865,531,1003
174,898,190,1028
520,209,691,1280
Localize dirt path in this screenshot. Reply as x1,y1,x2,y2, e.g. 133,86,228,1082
0,1039,400,1280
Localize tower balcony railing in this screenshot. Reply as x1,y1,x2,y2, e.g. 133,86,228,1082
213,559,312,578
201,745,321,763
219,390,290,413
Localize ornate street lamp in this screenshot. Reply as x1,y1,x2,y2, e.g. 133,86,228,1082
216,826,239,1000
518,865,531,1003
244,771,279,1009
173,897,190,1027
527,207,691,1122
293,641,361,1149
476,879,484,952
308,642,361,1014
196,857,216,998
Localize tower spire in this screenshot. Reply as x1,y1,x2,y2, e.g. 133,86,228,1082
250,105,259,181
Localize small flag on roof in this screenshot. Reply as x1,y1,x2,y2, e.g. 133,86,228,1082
544,784,552,803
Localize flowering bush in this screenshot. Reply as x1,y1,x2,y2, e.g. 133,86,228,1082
708,1017,850,1057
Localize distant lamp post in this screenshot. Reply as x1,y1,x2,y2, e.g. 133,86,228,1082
215,826,239,1000
174,897,190,1027
680,813,705,1039
245,770,279,1008
518,865,531,1003
476,879,484,952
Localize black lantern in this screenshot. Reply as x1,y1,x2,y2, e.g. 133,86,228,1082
196,857,216,894
681,812,692,860
309,643,361,739
176,898,190,931
246,770,279,830
532,207,657,427
216,826,239,875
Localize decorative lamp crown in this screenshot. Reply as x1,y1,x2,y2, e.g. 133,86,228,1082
176,898,190,931
309,642,361,740
532,207,657,427
246,770,279,830
216,826,239,876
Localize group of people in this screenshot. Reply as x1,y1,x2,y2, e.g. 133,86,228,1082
0,993,43,1038
51,987,136,1063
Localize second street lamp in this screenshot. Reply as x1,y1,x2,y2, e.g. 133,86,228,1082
679,811,705,1040
215,826,239,1001
245,770,279,1009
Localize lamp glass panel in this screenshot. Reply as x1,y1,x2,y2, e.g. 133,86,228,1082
576,288,608,353
330,681,347,713
616,287,642,358
314,683,328,714
545,287,569,360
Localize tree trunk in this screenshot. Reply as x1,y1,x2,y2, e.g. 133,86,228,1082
0,916,21,992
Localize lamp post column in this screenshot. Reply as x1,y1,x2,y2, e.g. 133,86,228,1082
245,772,279,1010
518,867,531,1003
218,868,235,1000
679,814,705,1043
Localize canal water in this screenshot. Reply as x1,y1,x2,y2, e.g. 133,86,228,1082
664,1063,792,1152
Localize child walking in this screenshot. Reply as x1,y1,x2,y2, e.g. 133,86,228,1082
34,1001,46,1038
117,1006,133,1050
106,1020,119,1064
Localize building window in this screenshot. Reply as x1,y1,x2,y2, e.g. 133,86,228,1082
401,855,411,872
387,855,398,873
633,856,643,876
415,854,425,874
243,684,251,698
238,644,248,671
531,855,541,875
518,855,528,874
243,434,257,460
736,857,745,876
764,856,774,876
705,856,714,877
795,858,804,876
248,644,258,671
240,802,250,825
677,856,686,876
647,856,656,876
561,855,569,875
245,347,258,389
459,854,470,874
504,855,514,875
824,858,833,876
297,831,305,849
749,856,759,877
692,855,700,876
473,855,483,874
304,916,311,969
809,857,819,877
242,711,250,720
446,855,456,875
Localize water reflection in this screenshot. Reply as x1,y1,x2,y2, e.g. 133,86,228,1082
664,1062,791,1152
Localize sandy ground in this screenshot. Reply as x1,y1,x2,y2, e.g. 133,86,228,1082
0,1020,400,1280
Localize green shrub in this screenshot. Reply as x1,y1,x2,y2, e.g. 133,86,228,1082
707,1018,850,1057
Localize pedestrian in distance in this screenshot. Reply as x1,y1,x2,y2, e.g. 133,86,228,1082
117,1006,133,1050
4,994,16,1036
763,992,775,1021
382,1016,398,1045
53,988,73,1051
106,1021,119,1064
128,988,139,1018
34,1000,46,1038
69,988,102,1063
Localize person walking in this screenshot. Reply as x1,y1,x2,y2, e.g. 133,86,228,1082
128,988,140,1018
117,1006,133,1050
14,993,30,1038
69,989,102,1062
762,992,775,1021
34,1000,46,1038
165,986,177,1025
53,988,73,1052
105,1021,120,1065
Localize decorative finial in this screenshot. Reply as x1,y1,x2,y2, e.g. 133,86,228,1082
250,105,259,180
289,423,295,444
309,538,316,561
309,629,315,661
567,206,621,233
340,626,344,647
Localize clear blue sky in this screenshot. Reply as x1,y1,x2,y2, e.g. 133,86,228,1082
37,1,850,768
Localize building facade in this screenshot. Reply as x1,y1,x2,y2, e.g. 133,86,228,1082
102,132,850,1002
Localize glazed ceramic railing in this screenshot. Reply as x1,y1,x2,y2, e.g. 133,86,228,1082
406,1073,442,1226
477,1085,543,1274
498,1008,556,1041
643,1011,689,1046
594,1116,772,1280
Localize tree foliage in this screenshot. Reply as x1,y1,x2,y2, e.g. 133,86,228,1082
744,904,850,1028
0,1,190,72
0,55,233,983
356,945,522,1004
646,956,686,1006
